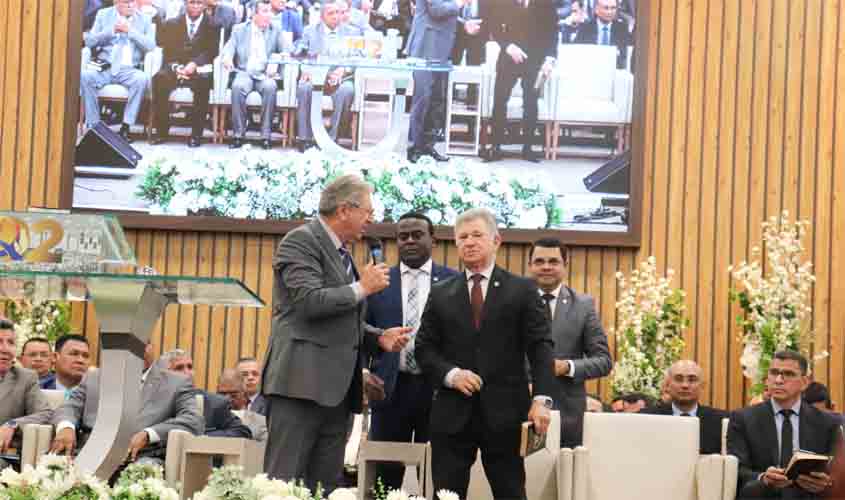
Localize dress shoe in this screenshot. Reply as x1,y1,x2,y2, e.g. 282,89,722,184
118,124,133,143
229,137,243,149
187,136,201,148
296,139,315,153
482,146,503,163
521,146,541,163
261,139,272,150
150,135,166,145
425,148,449,162
407,148,423,163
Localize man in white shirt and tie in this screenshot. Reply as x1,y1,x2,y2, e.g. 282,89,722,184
39,335,91,399
222,0,285,149
526,237,611,447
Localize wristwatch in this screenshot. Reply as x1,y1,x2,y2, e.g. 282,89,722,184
534,396,554,409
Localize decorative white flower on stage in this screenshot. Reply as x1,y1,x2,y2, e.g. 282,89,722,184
436,489,461,500
328,488,358,500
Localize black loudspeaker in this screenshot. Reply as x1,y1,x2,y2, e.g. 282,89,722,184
583,150,631,194
74,122,142,168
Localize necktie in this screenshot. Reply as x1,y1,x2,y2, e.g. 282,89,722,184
401,270,421,373
471,274,484,330
780,409,794,467
339,246,354,279
189,21,197,39
601,25,610,45
542,293,555,321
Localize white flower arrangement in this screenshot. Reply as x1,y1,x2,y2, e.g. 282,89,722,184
111,463,179,500
136,148,561,228
0,454,111,500
609,256,688,400
729,211,825,396
192,466,317,500
3,299,71,355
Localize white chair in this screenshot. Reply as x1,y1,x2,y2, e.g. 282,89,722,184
354,69,403,148
20,389,66,468
721,417,729,455
358,441,429,500
545,44,634,160
445,65,485,156
571,413,738,500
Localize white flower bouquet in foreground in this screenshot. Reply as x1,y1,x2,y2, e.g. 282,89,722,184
192,466,318,500
729,211,825,396
111,463,179,500
136,148,561,228
609,256,688,400
0,454,111,500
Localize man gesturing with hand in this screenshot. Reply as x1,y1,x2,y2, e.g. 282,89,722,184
415,208,555,500
260,174,410,493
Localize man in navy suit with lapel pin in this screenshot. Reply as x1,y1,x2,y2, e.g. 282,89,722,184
416,207,556,500
526,237,611,448
365,212,459,490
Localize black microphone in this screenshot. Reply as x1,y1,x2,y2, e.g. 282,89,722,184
368,238,384,265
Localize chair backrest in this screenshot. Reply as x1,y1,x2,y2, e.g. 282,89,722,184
721,417,729,455
195,392,204,417
555,44,617,101
41,389,65,409
581,413,700,500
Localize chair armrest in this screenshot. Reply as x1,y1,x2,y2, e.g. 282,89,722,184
613,69,634,123
20,424,52,467
696,454,725,500
147,47,163,76
164,429,191,488
721,455,738,500
558,448,574,500
213,56,230,104
572,446,589,500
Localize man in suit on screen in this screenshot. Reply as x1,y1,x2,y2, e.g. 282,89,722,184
260,174,411,493
526,237,612,448
572,0,634,69
415,207,555,500
365,212,459,490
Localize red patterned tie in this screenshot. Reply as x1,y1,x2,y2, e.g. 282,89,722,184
471,274,484,329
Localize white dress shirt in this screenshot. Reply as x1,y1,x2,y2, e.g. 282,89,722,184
247,22,268,76
185,13,204,38
672,402,699,416
771,398,802,462
538,284,576,378
398,260,433,373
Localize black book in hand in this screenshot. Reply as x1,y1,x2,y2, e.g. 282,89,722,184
784,450,832,480
519,421,546,457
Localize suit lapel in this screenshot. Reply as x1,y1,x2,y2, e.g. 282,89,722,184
553,286,573,325
758,402,780,466
480,267,506,331
450,272,475,332
309,219,348,284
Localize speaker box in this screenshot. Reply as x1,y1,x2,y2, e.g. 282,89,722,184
583,150,631,194
75,122,142,168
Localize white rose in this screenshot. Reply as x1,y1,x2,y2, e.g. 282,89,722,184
328,488,358,500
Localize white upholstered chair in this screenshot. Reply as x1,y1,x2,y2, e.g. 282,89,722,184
571,413,738,500
20,389,65,468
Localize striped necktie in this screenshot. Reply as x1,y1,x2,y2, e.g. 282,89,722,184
339,246,354,279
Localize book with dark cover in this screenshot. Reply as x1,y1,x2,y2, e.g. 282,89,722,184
519,421,546,457
784,450,832,480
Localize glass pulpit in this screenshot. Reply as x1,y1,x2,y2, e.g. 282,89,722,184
0,211,264,479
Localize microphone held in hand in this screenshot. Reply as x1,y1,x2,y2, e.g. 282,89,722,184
367,238,385,265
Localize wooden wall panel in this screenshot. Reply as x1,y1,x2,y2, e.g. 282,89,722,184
2,0,845,410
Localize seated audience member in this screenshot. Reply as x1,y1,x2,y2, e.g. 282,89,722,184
610,395,625,413
573,0,633,69
559,0,586,43
338,0,375,35
217,368,267,442
221,0,285,149
727,350,840,500
50,357,203,467
270,0,304,41
294,0,358,152
81,0,156,143
585,394,604,413
0,319,53,470
137,0,166,25
18,337,54,388
151,0,217,147
237,357,266,414
803,382,843,424
620,392,651,413
41,335,91,397
641,360,728,455
163,350,252,439
84,0,105,33
204,0,239,41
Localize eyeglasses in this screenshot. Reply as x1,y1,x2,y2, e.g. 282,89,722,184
768,368,801,380
346,201,374,217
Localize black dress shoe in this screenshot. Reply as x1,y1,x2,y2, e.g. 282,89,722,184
188,136,201,148
230,137,243,149
482,146,503,163
407,149,423,163
425,148,449,162
261,139,272,150
296,139,315,153
118,124,133,144
521,146,541,163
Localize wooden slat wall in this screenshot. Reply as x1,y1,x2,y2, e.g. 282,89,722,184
2,0,844,407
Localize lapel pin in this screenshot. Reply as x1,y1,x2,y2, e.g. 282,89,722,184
493,281,500,287
433,277,439,282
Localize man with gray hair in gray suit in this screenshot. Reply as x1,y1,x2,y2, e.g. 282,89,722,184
527,237,612,447
260,174,411,492
221,0,285,149
81,0,156,143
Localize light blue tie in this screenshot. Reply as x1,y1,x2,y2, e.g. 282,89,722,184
601,25,610,46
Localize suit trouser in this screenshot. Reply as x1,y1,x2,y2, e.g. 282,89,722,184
152,70,212,138
296,80,355,141
369,372,433,490
231,72,277,139
408,70,447,151
738,480,821,499
264,393,350,493
490,56,541,147
559,395,585,448
430,398,526,500
80,67,151,127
